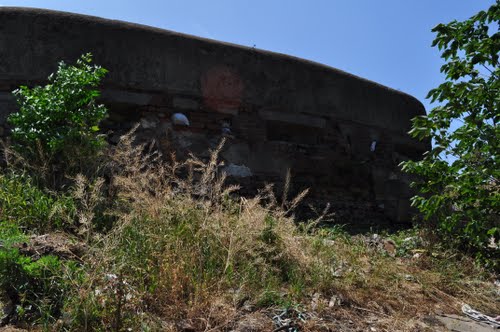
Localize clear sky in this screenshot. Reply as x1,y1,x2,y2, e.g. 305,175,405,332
0,0,496,112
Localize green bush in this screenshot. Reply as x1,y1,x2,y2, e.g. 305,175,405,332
8,53,108,154
401,2,499,269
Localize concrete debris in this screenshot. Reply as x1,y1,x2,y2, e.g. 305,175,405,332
328,295,342,307
404,274,416,282
272,308,310,332
366,234,397,256
310,293,321,311
223,164,252,178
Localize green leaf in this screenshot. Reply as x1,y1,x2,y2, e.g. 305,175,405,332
402,2,500,266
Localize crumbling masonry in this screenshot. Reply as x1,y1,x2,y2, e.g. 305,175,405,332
0,7,430,228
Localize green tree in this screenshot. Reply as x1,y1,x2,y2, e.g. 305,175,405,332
401,2,499,263
8,53,108,154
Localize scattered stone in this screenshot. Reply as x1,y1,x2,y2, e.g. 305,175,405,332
404,274,416,282
366,234,397,256
328,295,342,307
330,266,344,278
412,252,422,259
368,234,382,247
417,315,449,331
242,302,255,313
487,236,499,249
403,236,417,243
311,292,322,311
322,239,335,246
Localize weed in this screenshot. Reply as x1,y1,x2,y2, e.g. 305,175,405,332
0,243,78,326
0,172,75,232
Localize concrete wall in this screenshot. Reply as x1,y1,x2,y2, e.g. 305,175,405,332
0,7,430,227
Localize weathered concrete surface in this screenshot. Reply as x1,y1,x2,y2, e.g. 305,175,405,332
434,314,498,332
0,7,430,226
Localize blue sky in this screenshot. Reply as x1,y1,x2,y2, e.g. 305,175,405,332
0,0,496,112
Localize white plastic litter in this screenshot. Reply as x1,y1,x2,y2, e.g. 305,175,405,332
370,140,377,152
171,113,190,126
462,304,500,328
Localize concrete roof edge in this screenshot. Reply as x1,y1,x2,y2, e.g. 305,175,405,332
0,6,426,113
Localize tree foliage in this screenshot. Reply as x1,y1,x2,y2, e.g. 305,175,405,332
8,53,108,153
401,2,499,261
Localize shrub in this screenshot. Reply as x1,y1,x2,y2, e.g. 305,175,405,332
6,53,108,188
8,53,108,154
401,2,499,268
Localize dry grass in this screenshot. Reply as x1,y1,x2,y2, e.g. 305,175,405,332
304,233,499,331
60,128,330,330
68,130,498,331
2,129,498,331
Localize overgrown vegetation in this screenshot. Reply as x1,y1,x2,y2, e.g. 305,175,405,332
401,2,499,268
8,53,107,154
0,50,498,331
6,53,108,189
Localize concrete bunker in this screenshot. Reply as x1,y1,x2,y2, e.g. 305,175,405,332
0,7,430,228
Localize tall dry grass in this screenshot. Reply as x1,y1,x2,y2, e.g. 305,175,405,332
61,127,499,331
62,127,336,330
4,127,497,331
